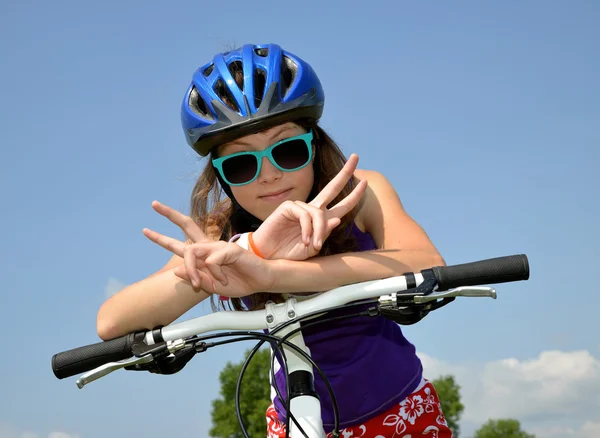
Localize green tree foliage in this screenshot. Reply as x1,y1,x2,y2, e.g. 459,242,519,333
431,375,465,437
474,419,535,438
209,347,272,437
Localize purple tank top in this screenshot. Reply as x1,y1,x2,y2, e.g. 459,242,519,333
270,224,422,431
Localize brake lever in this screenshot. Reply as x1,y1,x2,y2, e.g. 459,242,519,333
75,355,154,389
413,286,496,304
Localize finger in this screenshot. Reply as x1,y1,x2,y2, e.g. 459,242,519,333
289,202,314,245
174,264,215,293
195,269,218,293
310,154,359,209
327,178,368,219
203,243,243,283
143,228,186,257
198,270,218,294
199,244,229,286
326,216,341,232
297,202,326,250
184,245,204,288
174,264,196,283
173,264,189,281
151,200,208,243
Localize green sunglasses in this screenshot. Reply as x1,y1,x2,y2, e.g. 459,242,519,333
212,130,314,186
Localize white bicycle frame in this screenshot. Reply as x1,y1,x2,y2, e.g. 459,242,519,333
74,272,498,438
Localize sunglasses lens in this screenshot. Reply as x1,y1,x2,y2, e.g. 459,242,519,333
272,139,310,170
221,155,258,185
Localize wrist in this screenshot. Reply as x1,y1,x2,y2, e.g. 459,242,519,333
230,232,266,259
265,259,288,292
250,228,274,259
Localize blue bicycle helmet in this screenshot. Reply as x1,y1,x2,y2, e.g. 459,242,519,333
181,43,325,156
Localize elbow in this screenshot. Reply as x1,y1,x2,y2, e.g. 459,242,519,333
432,253,446,268
415,251,445,272
392,251,445,276
96,302,123,341
97,319,118,341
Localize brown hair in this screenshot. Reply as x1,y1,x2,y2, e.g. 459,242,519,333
189,64,359,311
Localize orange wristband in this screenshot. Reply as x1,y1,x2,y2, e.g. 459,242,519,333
248,232,265,259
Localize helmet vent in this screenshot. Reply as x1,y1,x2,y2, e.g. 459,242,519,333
253,68,267,109
203,64,214,77
227,61,244,92
280,55,298,98
214,79,240,112
188,86,213,119
254,47,269,57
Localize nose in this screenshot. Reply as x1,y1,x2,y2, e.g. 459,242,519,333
257,156,283,183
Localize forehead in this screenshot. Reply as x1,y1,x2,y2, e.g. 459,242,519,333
216,123,303,156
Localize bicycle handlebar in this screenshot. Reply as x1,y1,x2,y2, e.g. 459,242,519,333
52,332,140,379
51,254,530,382
432,254,529,291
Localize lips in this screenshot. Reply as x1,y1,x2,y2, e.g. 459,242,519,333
259,188,292,199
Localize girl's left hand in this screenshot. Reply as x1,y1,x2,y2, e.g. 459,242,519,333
144,223,275,296
252,154,367,261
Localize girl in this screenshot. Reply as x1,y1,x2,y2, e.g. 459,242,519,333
97,43,452,437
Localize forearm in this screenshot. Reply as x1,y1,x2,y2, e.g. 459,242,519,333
268,249,445,293
96,268,210,340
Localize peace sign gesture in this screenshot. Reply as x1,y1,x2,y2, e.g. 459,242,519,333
142,153,367,289
251,153,367,260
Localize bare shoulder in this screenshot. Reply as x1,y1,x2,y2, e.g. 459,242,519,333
352,169,400,231
354,169,392,187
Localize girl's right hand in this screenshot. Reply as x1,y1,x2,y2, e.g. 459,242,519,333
142,205,275,294
251,154,367,261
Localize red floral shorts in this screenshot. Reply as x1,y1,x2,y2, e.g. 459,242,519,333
266,379,453,437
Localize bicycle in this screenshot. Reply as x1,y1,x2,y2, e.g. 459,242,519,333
52,254,530,438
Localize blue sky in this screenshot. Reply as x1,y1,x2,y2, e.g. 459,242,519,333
1,1,598,437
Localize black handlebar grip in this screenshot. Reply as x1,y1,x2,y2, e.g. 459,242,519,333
52,333,137,379
431,254,529,291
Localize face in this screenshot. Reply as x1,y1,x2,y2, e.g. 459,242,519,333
214,122,315,221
